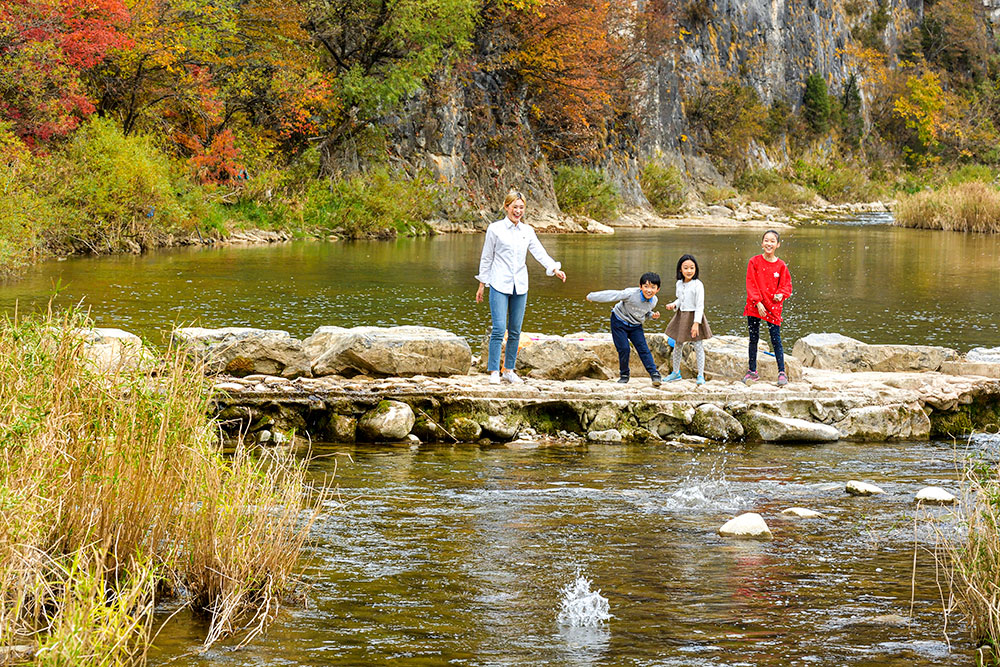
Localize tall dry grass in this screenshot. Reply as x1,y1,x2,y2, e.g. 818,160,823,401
0,308,323,664
949,457,1000,654
895,182,1000,232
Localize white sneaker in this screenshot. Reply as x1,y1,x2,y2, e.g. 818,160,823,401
489,371,501,384
501,370,523,384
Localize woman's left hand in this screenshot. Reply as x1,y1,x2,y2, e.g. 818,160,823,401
554,270,566,282
691,322,700,338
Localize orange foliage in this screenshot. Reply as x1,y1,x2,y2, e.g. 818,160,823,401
177,128,244,183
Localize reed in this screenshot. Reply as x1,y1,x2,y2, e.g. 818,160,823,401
0,308,323,663
895,181,1000,232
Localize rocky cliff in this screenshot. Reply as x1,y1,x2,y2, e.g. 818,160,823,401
390,0,929,215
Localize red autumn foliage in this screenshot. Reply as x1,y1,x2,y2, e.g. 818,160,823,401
0,0,132,144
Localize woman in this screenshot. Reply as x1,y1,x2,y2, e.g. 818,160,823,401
475,189,567,384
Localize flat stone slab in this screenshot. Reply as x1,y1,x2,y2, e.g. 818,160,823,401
174,327,311,378
792,333,958,373
308,325,471,378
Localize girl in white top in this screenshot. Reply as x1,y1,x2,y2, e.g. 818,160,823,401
475,189,567,384
663,254,713,385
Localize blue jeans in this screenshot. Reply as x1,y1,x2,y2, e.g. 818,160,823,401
747,316,785,373
610,313,659,379
487,288,528,372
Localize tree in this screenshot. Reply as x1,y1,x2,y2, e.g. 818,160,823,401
0,0,131,145
841,73,863,147
802,72,830,134
301,0,479,170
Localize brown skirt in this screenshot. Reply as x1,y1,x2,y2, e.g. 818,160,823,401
664,310,713,342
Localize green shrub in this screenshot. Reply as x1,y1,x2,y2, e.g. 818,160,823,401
52,118,192,252
944,164,995,186
734,169,816,209
303,167,438,236
0,159,53,275
553,165,620,221
702,184,738,204
791,160,885,203
640,162,685,215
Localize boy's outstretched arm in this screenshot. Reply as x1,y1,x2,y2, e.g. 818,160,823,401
586,289,629,303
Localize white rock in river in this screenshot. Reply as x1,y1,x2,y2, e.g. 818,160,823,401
588,428,623,443
846,480,885,496
915,486,957,505
719,512,773,539
781,507,824,518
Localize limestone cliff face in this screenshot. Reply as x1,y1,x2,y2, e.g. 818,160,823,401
392,0,927,214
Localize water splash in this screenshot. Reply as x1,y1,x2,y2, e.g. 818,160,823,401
557,572,611,627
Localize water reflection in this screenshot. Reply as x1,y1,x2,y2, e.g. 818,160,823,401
0,224,996,349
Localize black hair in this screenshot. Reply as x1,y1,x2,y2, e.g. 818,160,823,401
639,271,660,288
762,229,781,242
675,254,699,280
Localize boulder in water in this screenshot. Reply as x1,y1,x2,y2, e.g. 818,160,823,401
846,480,885,496
358,400,415,441
719,512,773,539
915,486,957,505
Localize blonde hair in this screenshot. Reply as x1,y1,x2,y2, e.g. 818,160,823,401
503,188,525,209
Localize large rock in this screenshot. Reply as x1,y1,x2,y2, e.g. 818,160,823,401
744,411,840,443
174,327,311,378
834,404,931,440
681,335,802,383
358,400,415,441
690,404,744,441
792,333,958,373
479,332,672,381
719,512,772,539
77,328,153,373
307,326,471,377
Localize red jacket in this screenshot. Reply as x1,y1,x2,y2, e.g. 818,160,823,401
744,254,792,325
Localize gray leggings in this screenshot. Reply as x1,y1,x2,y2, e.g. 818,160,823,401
672,340,705,375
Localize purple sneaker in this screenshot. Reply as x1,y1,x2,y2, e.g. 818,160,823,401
776,372,788,387
742,370,759,385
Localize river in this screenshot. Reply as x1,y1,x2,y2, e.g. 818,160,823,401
0,220,997,350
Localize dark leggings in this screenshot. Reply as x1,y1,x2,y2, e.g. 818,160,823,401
747,316,784,373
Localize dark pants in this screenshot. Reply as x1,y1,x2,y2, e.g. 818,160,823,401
747,316,785,373
610,313,659,379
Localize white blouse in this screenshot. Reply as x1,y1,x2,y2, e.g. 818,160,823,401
669,279,705,322
475,217,561,294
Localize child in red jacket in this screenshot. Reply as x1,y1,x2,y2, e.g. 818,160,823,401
743,229,792,386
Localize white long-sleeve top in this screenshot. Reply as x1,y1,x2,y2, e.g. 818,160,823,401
475,217,561,295
668,278,705,322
